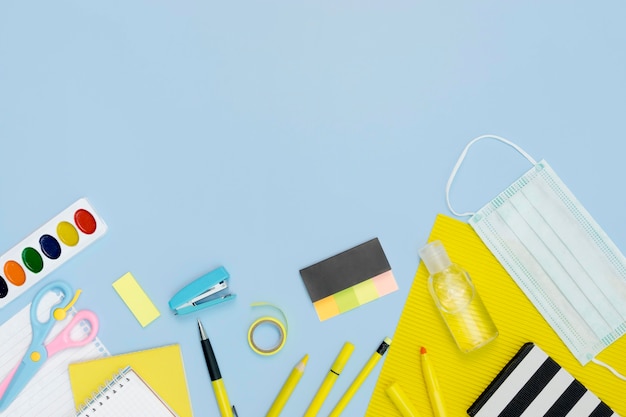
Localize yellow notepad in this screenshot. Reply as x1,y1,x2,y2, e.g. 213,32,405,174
69,344,193,417
366,214,626,416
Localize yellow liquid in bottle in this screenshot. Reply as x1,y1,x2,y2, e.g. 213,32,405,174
429,264,498,352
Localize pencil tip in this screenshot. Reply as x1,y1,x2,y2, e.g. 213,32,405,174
420,346,427,355
295,354,309,371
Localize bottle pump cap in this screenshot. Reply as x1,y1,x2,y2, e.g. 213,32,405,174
419,240,452,274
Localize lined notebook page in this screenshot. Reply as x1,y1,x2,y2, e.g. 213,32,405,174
0,292,108,417
76,367,178,417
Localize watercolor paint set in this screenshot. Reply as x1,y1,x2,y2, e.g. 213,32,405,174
0,198,107,308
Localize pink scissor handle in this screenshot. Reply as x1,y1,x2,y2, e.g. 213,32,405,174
45,310,99,357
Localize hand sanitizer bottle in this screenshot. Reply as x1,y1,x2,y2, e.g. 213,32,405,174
419,240,498,352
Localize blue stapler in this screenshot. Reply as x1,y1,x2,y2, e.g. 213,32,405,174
169,266,236,315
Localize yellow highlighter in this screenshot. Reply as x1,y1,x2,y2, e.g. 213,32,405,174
386,382,422,417
421,346,447,417
329,337,392,417
198,320,236,417
266,354,309,417
304,342,355,417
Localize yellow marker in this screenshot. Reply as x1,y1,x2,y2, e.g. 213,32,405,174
421,346,447,417
386,382,422,417
304,342,355,417
266,354,308,417
329,337,392,417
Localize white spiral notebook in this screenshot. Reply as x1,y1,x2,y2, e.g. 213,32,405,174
75,366,178,417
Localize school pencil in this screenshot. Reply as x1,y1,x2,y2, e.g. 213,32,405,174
266,354,309,417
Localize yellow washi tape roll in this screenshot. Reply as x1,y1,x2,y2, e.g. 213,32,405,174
248,302,288,355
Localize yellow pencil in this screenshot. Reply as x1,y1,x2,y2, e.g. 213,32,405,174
420,346,447,417
329,337,392,417
266,354,309,417
304,342,354,417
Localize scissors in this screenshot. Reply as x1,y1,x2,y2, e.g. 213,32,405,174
0,281,99,411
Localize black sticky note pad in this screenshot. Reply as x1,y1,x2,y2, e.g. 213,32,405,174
299,238,392,303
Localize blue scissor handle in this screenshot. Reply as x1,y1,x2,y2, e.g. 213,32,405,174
29,281,74,349
0,281,75,411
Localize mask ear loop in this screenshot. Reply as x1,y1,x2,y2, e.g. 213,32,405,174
446,136,626,382
591,357,626,380
445,134,538,217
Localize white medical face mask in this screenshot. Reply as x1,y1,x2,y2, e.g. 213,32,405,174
446,135,626,377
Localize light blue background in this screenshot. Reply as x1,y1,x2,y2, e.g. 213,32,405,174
1,1,625,416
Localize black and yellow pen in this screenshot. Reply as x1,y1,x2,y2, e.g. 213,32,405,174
198,319,237,417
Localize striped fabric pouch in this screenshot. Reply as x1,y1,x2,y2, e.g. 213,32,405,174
468,343,618,417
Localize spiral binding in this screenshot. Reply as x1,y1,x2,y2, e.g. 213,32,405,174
75,366,131,417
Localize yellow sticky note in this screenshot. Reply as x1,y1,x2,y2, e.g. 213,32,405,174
112,272,160,327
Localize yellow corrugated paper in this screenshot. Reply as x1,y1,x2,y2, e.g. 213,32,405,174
367,214,626,416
